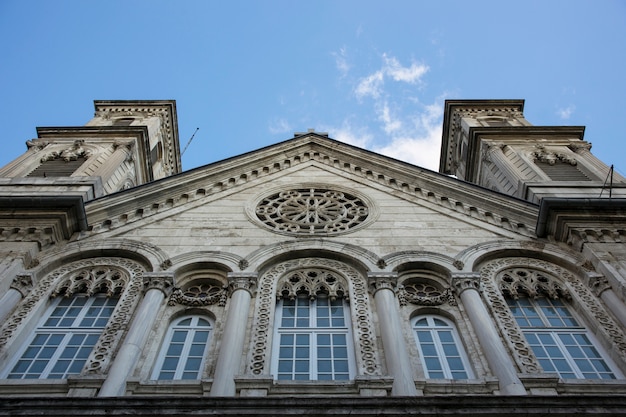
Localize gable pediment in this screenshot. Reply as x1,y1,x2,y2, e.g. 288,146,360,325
83,134,539,239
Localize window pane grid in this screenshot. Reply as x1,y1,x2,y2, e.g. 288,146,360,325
275,296,353,381
508,297,617,380
7,296,116,379
413,316,471,380
154,316,212,380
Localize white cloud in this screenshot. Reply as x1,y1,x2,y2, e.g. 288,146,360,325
557,105,575,120
382,53,429,84
268,118,292,134
325,120,373,149
373,101,443,170
332,47,350,77
354,54,429,101
378,101,402,134
355,70,384,99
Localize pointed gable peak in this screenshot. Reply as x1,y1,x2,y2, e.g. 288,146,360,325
293,128,329,138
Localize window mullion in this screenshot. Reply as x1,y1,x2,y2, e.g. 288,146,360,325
174,329,195,379
433,330,452,379
41,331,71,378
553,331,584,379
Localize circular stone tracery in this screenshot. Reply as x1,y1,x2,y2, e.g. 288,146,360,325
255,188,369,235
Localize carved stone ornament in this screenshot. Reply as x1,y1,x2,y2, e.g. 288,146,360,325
398,280,456,307
25,139,49,150
0,258,146,377
480,257,626,374
168,281,228,307
10,274,34,297
278,268,347,301
143,274,174,296
228,274,257,297
40,140,92,162
532,145,576,166
249,258,381,377
452,274,481,295
254,188,369,236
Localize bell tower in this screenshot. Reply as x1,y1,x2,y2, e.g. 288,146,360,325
0,100,181,201
439,99,626,203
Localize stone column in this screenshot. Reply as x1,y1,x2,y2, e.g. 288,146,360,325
209,273,257,397
569,142,626,182
588,274,626,329
91,141,133,180
0,274,33,323
98,273,173,397
452,274,526,395
484,143,526,193
369,273,418,396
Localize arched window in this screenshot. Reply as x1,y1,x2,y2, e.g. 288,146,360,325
272,295,354,381
4,294,118,379
152,316,212,380
507,296,618,379
412,315,473,379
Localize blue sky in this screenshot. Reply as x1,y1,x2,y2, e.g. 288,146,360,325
1,1,625,177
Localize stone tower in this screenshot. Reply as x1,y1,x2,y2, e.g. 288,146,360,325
0,100,181,201
439,99,626,203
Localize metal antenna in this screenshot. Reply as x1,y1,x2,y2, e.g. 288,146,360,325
599,164,614,199
181,127,199,156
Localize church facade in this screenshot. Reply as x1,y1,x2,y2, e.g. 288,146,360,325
1,99,626,415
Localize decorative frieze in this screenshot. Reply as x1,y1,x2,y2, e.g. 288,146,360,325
398,280,456,307
168,281,227,307
83,146,536,239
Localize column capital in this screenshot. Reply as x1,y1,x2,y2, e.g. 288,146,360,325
227,272,258,297
10,273,34,297
451,273,481,295
142,272,174,296
568,142,592,153
367,272,399,295
587,273,612,297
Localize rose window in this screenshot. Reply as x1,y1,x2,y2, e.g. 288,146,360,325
255,188,369,235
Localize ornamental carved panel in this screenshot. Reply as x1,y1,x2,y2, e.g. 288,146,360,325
249,258,381,377
252,187,371,236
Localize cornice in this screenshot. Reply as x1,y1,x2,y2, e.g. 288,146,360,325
81,135,539,240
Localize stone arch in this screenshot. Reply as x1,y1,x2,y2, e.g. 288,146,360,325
478,256,626,375
455,239,585,274
30,238,167,278
248,257,382,378
384,251,458,274
243,239,381,274
168,251,240,275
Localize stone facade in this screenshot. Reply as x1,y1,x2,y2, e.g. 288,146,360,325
0,99,626,415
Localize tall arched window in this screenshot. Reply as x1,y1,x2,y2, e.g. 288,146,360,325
412,315,473,379
152,315,212,380
273,295,354,380
507,296,618,379
271,268,355,381
4,294,118,379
